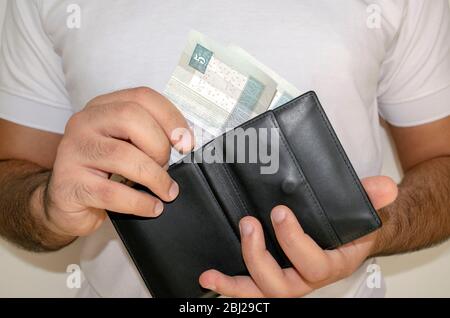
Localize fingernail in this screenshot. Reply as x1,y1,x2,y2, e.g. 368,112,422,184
169,182,179,200
154,200,164,216
272,208,286,224
178,129,194,153
240,221,254,237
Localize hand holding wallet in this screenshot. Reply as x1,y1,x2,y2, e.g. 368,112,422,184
109,91,381,298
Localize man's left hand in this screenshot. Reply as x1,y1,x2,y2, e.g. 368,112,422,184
199,176,398,297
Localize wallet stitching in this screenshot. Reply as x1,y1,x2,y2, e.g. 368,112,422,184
269,113,341,247
308,94,381,239
198,145,248,218
191,163,243,246
221,163,251,217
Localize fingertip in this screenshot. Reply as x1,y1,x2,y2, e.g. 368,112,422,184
383,177,399,205
171,127,195,154
152,200,164,217
199,269,219,290
362,176,399,209
384,176,399,194
271,207,287,224
240,215,259,225
272,205,294,215
168,181,179,201
239,216,262,238
362,176,396,192
239,219,254,237
271,205,305,235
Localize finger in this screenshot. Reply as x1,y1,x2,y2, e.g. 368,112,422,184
77,137,178,202
88,87,194,153
361,176,398,210
239,216,291,297
282,267,314,295
199,270,264,298
81,102,171,166
271,205,332,284
74,174,164,217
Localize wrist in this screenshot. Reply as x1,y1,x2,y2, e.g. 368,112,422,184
367,206,393,257
31,184,76,250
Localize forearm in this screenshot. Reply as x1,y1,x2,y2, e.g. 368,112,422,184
372,156,450,257
0,160,75,252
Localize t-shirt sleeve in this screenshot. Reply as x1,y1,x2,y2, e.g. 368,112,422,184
377,0,450,127
0,0,72,134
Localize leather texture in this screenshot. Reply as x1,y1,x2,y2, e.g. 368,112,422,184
109,91,381,298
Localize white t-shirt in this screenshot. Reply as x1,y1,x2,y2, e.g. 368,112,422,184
1,0,449,298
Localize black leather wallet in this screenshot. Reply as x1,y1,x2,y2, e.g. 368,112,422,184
109,91,381,298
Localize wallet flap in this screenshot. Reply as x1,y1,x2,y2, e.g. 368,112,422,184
273,92,381,244
110,160,246,298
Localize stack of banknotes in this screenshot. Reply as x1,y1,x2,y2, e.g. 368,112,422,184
165,31,301,162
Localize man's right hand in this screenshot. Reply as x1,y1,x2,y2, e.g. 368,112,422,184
40,87,194,239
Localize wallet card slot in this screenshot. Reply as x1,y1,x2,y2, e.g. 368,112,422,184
194,133,287,262
219,111,341,263
269,113,342,247
197,149,251,238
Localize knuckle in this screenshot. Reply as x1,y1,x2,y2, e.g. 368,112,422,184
65,112,84,133
131,86,156,102
94,182,115,204
153,169,172,191
136,160,170,188
154,139,171,164
282,229,300,249
134,159,153,181
86,94,106,106
306,266,331,283
77,138,120,162
56,137,74,157
128,193,153,214
115,102,142,119
80,103,111,123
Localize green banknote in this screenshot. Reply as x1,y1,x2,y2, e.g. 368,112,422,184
165,31,278,136
227,45,301,109
164,31,300,161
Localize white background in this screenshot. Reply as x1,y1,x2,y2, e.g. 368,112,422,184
0,1,449,297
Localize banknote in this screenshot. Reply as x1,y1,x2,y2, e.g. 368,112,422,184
164,31,278,137
165,31,302,163
227,45,301,109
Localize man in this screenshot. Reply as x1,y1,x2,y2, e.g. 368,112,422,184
0,0,449,298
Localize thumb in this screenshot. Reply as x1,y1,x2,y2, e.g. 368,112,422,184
361,176,398,210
